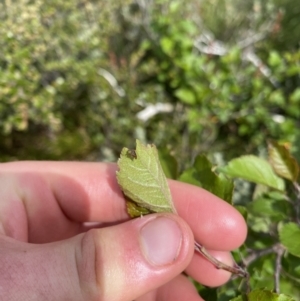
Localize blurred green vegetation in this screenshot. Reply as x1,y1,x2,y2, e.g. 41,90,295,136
0,0,299,166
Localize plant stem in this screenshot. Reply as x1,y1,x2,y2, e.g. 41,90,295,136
242,246,275,266
194,241,249,278
274,244,284,293
242,243,286,293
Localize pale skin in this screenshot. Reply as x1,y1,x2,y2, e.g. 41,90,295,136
0,161,247,301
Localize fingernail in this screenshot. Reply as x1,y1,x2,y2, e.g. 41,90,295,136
140,217,182,266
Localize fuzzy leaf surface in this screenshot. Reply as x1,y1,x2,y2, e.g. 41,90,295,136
116,140,176,217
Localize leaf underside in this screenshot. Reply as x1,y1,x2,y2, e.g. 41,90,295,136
116,139,176,217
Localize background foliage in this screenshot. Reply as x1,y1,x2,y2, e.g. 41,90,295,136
1,0,300,163
1,0,300,299
157,138,300,300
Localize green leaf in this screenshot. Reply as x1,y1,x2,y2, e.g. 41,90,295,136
249,289,295,301
175,88,196,104
279,223,300,258
158,148,178,179
290,87,300,103
116,140,176,217
219,155,285,191
248,192,291,221
198,286,218,301
268,140,299,182
179,154,234,203
231,289,296,301
268,51,282,67
230,295,247,301
234,205,248,221
160,37,174,55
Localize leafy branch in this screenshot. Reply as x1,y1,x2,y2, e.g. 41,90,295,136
220,140,300,299
242,243,285,294
194,241,249,278
116,140,248,279
116,139,300,300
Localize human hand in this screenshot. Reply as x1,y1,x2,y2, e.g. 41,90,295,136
0,161,247,301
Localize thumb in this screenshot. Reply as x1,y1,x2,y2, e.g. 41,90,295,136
0,214,194,301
